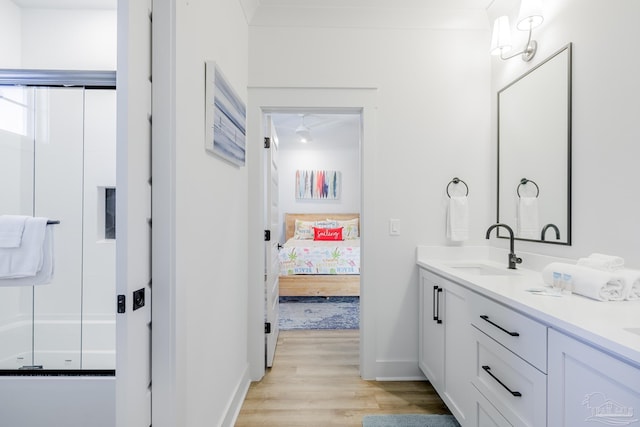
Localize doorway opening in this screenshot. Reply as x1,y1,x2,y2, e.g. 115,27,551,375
248,86,377,382
270,111,361,332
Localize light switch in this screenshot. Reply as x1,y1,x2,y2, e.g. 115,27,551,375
389,218,400,236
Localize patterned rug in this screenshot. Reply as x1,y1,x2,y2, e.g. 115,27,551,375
362,414,460,427
278,296,359,330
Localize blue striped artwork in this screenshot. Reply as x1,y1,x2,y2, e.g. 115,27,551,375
295,170,341,200
205,61,246,166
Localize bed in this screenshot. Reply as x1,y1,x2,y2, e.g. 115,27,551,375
278,213,360,297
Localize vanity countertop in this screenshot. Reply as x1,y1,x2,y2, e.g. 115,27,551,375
416,246,640,367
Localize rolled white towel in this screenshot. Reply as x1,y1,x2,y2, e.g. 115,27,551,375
542,262,625,301
576,253,624,271
0,215,28,248
618,269,640,301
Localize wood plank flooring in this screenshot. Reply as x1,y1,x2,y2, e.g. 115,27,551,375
235,330,450,426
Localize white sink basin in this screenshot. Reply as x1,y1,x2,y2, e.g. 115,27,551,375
445,262,518,276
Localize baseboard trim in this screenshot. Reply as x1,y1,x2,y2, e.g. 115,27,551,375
221,363,251,427
375,359,426,381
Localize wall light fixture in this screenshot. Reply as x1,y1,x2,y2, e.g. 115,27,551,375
490,0,544,62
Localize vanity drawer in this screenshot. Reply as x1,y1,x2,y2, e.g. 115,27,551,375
472,326,547,427
470,292,547,372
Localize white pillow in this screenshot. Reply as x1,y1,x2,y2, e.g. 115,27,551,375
330,218,359,239
294,219,338,239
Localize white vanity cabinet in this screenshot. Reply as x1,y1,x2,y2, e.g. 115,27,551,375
418,254,640,427
419,268,473,424
548,329,640,426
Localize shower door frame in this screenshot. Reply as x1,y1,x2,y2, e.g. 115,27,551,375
0,69,116,376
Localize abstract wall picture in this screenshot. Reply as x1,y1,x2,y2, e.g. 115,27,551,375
295,170,341,200
205,61,246,166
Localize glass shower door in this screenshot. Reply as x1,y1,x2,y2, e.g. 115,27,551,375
32,87,85,369
0,85,115,371
0,86,35,369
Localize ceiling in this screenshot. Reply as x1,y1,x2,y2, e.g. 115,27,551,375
271,113,361,151
11,0,492,150
11,0,115,8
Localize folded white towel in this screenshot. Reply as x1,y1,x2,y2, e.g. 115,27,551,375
446,196,469,242
0,225,54,286
0,215,28,248
542,262,625,301
0,217,48,278
516,197,539,240
576,253,625,271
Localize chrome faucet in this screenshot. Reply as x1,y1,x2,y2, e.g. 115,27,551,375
540,223,561,241
485,223,522,269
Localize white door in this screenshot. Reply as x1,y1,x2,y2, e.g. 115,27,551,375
115,0,153,425
264,116,281,367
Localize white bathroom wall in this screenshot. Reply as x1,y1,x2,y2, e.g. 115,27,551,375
0,0,21,67
20,9,117,70
152,0,251,425
250,26,492,378
489,0,640,266
278,143,360,241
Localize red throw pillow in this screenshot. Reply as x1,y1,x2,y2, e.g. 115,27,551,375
313,227,343,241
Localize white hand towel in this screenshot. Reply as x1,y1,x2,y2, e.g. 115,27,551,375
0,225,54,286
446,196,469,242
576,253,625,271
542,262,625,301
516,196,539,240
0,217,48,278
0,215,28,248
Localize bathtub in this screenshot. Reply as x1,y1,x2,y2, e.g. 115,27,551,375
0,315,115,370
0,315,116,427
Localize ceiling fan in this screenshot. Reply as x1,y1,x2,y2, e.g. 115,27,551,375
295,114,313,143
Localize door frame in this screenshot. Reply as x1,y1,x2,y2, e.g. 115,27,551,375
247,87,378,381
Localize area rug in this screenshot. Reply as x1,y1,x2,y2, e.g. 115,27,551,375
278,296,359,330
362,414,460,427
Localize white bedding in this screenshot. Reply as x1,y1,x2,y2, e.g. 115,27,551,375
279,239,360,275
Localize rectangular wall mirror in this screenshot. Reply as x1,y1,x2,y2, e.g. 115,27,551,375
497,43,572,245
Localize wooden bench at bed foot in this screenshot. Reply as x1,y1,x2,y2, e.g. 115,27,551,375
278,275,360,297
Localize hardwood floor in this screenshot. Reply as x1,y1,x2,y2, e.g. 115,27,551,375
235,330,450,426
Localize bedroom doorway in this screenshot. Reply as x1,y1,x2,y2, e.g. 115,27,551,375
270,112,361,333
247,87,378,382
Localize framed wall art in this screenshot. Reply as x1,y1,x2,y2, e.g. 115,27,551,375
205,61,246,166
295,169,341,200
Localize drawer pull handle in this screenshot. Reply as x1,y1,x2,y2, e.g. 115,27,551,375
480,315,520,337
482,365,522,397
432,286,443,324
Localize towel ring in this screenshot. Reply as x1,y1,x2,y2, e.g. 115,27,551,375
446,177,469,198
517,178,539,198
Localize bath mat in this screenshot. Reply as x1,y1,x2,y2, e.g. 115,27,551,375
362,414,460,427
278,296,359,330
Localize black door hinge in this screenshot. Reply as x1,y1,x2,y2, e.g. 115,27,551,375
265,322,272,334
264,230,271,241
264,137,271,148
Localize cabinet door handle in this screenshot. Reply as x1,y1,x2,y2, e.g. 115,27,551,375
479,315,519,337
436,288,443,324
433,286,438,321
482,365,522,397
